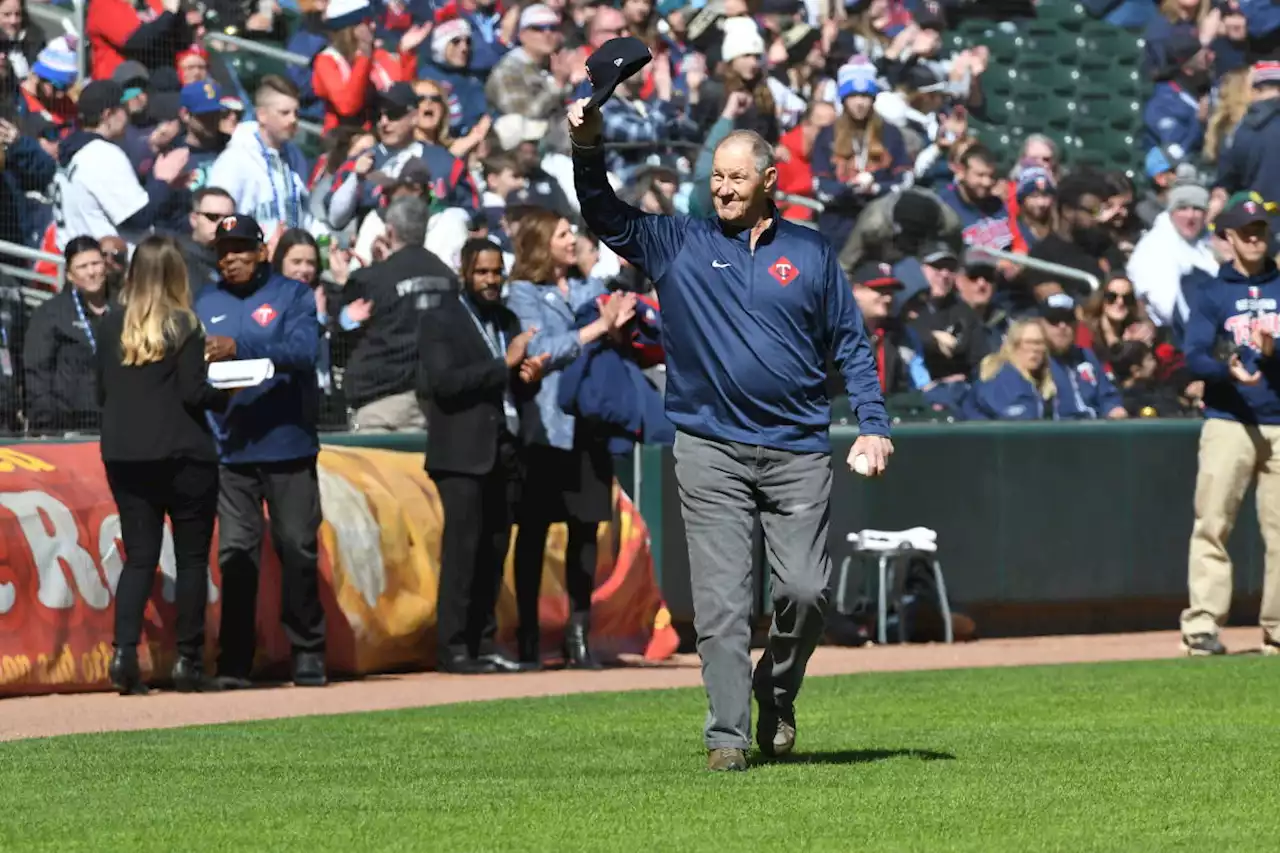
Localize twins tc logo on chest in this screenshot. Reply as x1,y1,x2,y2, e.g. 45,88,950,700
1225,307,1280,345
252,304,277,327
769,257,799,287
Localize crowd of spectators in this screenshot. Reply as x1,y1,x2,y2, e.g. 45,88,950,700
0,0,1277,433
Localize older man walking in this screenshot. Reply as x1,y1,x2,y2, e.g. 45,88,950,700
568,89,892,772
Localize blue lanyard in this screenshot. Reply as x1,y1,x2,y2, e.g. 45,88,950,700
460,296,506,358
256,132,300,229
71,288,104,354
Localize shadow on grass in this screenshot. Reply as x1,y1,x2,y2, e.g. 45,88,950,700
758,748,956,766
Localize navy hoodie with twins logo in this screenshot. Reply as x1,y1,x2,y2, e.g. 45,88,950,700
1183,258,1280,424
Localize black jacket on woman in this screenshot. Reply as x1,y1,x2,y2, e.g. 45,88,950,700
95,309,227,462
24,286,110,433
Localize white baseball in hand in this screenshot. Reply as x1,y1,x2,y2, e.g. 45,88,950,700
852,453,870,477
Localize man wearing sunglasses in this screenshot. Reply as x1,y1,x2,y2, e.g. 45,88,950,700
485,4,576,144
1039,291,1127,420
326,82,478,235
179,187,236,293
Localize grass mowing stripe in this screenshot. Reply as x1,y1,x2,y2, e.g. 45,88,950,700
2,657,1277,852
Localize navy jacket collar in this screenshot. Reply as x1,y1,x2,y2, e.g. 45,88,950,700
718,203,782,246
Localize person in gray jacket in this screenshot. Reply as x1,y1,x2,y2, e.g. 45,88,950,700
838,186,963,275
504,207,631,670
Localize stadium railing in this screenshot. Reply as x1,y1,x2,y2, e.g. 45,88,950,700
790,195,1102,291
200,31,326,144
0,239,62,308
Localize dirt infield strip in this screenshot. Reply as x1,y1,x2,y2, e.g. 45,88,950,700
0,627,1263,742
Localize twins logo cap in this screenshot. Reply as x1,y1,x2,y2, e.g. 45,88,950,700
214,214,264,245
585,36,653,110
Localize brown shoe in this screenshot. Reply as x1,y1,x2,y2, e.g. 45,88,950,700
706,747,748,772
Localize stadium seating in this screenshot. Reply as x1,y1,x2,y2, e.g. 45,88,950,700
950,9,1152,176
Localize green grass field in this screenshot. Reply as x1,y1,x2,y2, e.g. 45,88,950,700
3,658,1277,852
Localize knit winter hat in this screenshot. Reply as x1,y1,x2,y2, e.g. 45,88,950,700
33,36,78,88
1253,60,1280,88
325,0,372,31
837,56,880,100
432,17,471,65
720,17,765,62
1015,163,1056,202
1167,183,1209,212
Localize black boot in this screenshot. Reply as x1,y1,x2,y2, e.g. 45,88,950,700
564,618,602,670
109,647,150,696
172,656,215,693
293,651,328,687
515,628,544,672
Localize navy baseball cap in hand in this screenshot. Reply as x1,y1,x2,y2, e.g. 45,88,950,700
214,214,264,245
585,36,653,110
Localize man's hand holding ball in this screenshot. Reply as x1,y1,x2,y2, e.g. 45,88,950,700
848,434,893,478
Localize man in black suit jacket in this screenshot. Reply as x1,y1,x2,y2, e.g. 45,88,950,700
418,239,548,674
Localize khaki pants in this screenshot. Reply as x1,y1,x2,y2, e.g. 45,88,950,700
1183,418,1280,639
349,391,426,434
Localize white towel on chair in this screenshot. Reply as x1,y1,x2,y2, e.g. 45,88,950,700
846,527,939,553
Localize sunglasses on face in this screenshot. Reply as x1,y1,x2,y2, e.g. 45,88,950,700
1104,290,1136,306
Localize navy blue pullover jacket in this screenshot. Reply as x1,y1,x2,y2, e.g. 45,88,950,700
1183,258,1280,425
1049,346,1124,419
962,362,1060,421
1216,99,1280,205
194,266,321,464
572,144,889,452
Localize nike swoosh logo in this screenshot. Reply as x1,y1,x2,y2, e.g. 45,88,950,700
712,261,731,269
211,315,227,323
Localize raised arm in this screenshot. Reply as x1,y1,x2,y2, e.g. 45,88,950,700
566,98,687,284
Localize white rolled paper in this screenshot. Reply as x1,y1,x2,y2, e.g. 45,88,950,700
207,358,275,389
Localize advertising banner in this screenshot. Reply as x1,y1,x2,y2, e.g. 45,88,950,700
0,444,677,695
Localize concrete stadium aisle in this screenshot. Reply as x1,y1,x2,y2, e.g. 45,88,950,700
0,627,1265,742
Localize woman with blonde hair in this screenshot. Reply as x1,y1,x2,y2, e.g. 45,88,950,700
963,319,1060,420
95,235,229,696
1204,68,1252,163
506,209,631,670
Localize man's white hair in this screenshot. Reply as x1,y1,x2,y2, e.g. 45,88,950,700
715,129,776,175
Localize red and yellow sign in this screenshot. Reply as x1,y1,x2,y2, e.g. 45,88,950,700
0,444,677,695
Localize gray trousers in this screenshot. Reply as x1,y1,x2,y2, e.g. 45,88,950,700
673,430,832,750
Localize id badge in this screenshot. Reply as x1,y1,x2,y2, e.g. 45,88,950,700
0,348,13,378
